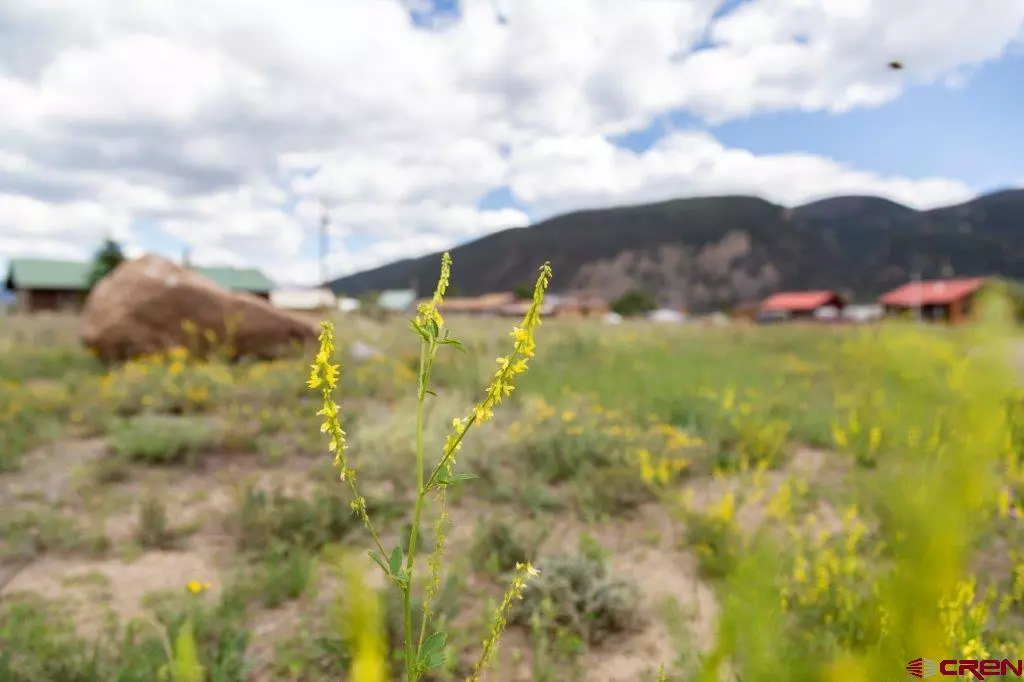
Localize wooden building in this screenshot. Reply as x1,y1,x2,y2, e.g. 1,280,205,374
730,302,760,322
497,300,555,318
758,290,846,322
270,287,337,312
551,293,610,318
4,260,87,312
438,292,516,316
877,278,986,324
3,258,275,313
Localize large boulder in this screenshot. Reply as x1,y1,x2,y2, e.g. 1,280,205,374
81,255,320,363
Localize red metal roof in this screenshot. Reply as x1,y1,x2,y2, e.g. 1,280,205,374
878,278,986,307
760,291,843,312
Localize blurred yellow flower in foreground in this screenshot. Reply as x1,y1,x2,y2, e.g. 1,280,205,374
337,559,386,682
185,580,211,595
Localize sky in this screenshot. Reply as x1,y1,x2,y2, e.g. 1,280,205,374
0,0,1022,288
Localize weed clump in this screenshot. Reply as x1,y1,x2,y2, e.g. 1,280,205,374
234,484,396,559
679,492,741,580
0,585,250,681
513,549,640,645
255,550,317,608
698,386,790,472
136,494,176,550
0,507,105,560
469,518,547,574
577,464,658,517
108,414,221,466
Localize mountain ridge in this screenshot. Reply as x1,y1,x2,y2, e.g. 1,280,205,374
328,189,1024,312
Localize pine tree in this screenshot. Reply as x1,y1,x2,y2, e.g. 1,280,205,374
86,239,126,290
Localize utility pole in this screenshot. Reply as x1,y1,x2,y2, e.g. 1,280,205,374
491,0,508,23
319,203,330,287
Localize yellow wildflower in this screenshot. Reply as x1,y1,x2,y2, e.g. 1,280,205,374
185,580,211,595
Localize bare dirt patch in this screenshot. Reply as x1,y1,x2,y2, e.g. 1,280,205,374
0,438,108,503
0,447,330,625
532,503,719,682
4,547,223,634
92,453,326,541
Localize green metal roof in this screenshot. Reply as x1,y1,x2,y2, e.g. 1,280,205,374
195,266,275,293
4,258,275,293
5,259,91,291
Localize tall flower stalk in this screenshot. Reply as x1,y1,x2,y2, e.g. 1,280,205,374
309,253,551,681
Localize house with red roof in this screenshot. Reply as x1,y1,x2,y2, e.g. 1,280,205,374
877,278,987,324
758,290,846,322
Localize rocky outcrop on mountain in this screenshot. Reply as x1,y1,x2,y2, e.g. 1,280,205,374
328,190,1024,312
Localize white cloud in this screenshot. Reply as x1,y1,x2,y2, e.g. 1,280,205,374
39,35,268,127
0,0,1021,286
507,131,975,216
289,137,508,207
0,193,132,243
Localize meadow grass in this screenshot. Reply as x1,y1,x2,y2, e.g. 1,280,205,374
0,261,1021,681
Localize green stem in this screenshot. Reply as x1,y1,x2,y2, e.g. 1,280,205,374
417,487,447,653
424,337,526,492
141,612,175,668
404,339,431,681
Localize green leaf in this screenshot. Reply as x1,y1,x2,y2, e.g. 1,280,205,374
409,320,430,341
420,631,447,669
425,650,446,669
389,546,404,576
368,550,389,574
439,338,467,353
421,630,446,655
435,467,475,487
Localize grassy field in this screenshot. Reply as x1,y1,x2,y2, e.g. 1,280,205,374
0,292,1022,680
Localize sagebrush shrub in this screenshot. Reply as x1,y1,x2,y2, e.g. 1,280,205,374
513,548,640,645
